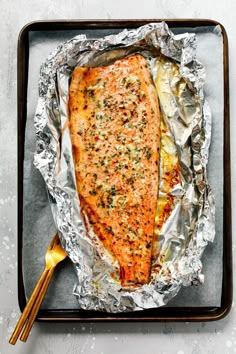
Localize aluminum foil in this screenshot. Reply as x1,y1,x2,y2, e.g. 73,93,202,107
34,22,215,312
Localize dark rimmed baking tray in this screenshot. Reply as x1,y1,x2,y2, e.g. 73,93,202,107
18,19,232,321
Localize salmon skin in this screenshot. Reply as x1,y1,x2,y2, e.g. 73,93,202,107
69,54,160,287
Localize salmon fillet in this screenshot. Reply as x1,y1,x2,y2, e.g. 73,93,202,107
69,54,160,287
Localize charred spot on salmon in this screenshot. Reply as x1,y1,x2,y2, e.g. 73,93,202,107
89,189,97,196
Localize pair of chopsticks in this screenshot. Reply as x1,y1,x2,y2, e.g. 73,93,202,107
9,234,67,344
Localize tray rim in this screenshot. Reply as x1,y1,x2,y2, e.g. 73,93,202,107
17,18,232,322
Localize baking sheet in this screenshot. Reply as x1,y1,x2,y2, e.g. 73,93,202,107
22,25,223,309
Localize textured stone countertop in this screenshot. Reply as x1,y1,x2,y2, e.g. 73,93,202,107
0,1,235,353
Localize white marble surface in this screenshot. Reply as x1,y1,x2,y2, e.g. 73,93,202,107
0,0,235,353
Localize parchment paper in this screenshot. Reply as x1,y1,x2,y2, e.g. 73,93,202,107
23,25,223,309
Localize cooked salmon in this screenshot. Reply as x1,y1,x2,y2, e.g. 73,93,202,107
69,54,160,287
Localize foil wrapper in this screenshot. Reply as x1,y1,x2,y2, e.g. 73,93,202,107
34,22,215,312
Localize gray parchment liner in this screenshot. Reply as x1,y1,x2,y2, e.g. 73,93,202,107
34,22,215,312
